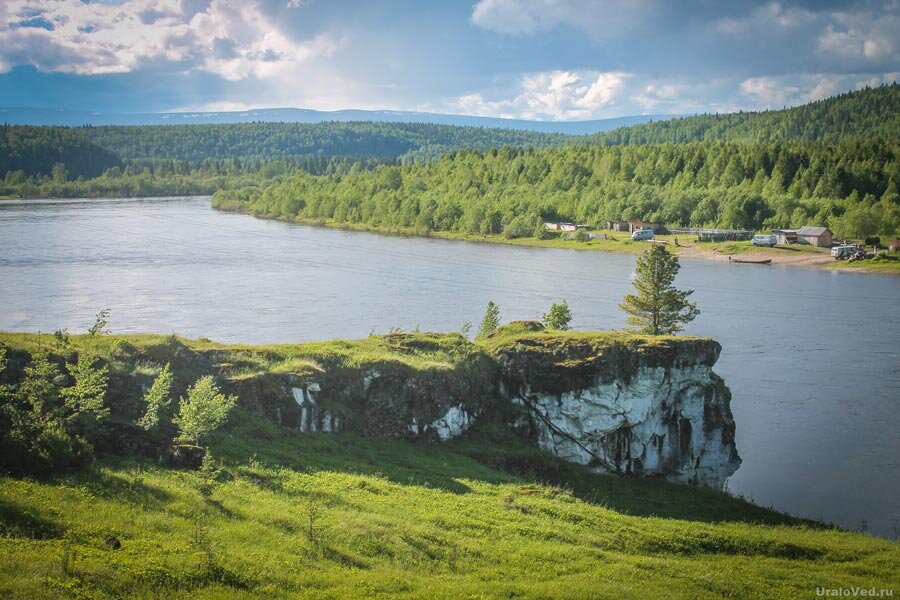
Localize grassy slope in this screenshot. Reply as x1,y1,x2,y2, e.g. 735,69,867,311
1,332,898,598
3,420,899,599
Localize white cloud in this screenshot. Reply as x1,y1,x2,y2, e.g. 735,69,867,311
816,7,900,67
0,0,341,79
448,70,632,120
738,73,896,109
471,0,655,37
716,2,814,35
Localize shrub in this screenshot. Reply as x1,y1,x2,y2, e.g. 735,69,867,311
138,364,173,431
542,300,573,330
174,376,237,445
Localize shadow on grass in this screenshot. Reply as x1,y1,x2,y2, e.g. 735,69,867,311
83,470,176,507
207,416,815,528
0,497,66,539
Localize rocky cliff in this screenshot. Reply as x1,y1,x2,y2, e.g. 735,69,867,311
490,331,741,487
232,326,741,488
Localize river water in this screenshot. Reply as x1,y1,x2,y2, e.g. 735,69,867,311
1,196,898,536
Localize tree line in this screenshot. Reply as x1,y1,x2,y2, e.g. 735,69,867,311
212,139,900,239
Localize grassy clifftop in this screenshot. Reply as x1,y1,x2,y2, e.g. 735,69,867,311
1,329,898,598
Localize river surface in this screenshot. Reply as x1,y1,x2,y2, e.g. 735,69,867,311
1,196,898,536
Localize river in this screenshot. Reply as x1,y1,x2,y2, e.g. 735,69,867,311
1,195,898,537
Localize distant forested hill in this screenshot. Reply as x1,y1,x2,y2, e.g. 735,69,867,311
1,125,123,180
594,83,900,145
0,121,570,182
80,121,571,163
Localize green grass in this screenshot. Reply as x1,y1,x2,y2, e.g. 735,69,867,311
825,252,900,274
2,417,898,599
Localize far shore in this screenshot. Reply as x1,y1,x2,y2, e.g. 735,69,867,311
213,204,899,276
4,194,896,275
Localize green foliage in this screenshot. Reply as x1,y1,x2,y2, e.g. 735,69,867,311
60,353,110,439
87,308,110,336
0,350,104,474
174,376,237,445
621,246,699,335
476,301,501,339
138,364,173,431
213,137,900,239
542,300,573,330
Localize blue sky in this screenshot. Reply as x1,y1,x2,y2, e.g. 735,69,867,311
1,0,898,119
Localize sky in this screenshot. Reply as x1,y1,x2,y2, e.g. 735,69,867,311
1,0,899,120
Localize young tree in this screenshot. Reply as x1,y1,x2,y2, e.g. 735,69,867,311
138,364,173,431
88,308,110,336
476,301,501,339
61,353,110,438
542,300,572,330
174,376,237,445
620,245,699,335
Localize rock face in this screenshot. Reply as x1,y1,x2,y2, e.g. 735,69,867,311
494,334,741,488
228,331,740,487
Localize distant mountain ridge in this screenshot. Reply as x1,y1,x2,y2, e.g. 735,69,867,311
0,107,670,135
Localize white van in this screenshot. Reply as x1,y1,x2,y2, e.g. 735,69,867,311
752,234,777,247
831,245,857,259
631,229,654,241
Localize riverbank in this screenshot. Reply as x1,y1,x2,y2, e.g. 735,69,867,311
1,329,897,597
214,202,900,275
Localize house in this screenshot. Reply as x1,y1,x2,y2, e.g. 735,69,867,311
772,229,798,244
544,221,579,232
796,226,833,247
606,220,662,233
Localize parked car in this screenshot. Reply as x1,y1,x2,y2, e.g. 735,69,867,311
752,234,777,247
631,229,655,241
831,245,858,259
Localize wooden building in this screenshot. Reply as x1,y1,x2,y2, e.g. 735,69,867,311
772,229,798,244
606,220,662,233
796,226,833,247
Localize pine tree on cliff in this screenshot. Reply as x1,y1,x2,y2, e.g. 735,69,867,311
476,301,501,339
620,245,699,335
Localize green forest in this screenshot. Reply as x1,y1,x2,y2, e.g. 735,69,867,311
1,121,568,181
213,139,900,239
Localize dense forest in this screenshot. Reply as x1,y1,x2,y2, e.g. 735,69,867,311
0,125,123,180
0,121,570,182
594,83,900,145
212,140,900,239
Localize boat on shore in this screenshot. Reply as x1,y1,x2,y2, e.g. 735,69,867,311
728,256,772,265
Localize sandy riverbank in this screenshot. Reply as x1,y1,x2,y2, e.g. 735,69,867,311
674,244,835,268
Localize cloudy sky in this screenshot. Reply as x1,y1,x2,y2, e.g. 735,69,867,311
1,0,898,120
